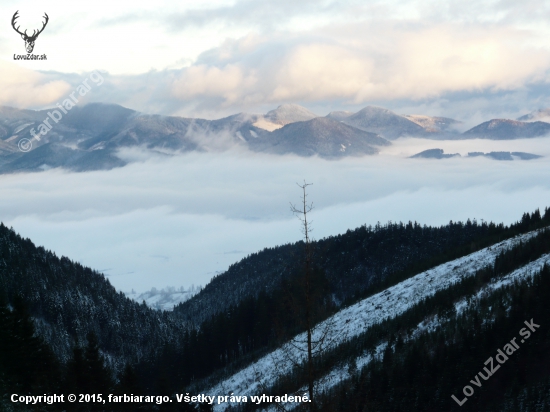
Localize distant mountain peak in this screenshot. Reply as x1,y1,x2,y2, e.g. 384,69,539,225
264,103,318,125
341,106,425,139
249,116,389,158
403,115,462,133
463,118,550,139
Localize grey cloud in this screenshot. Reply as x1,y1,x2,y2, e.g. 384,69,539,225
27,66,550,125
146,0,497,37
100,0,341,33
94,11,151,28
92,0,550,35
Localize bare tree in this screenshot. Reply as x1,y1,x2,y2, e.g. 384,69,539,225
289,181,315,410
284,181,343,411
245,182,343,412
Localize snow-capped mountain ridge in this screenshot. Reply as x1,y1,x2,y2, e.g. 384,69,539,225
340,106,426,139
264,104,318,125
403,114,462,132
463,118,550,139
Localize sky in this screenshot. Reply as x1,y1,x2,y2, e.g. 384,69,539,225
2,1,550,294
2,0,550,122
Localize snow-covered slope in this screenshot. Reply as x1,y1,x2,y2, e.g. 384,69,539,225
203,229,546,409
325,111,354,121
252,104,318,131
341,106,425,139
404,114,462,133
264,104,318,125
128,286,201,311
313,252,550,401
463,119,550,139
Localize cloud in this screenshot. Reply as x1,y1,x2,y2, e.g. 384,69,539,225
92,23,550,117
1,139,550,294
0,61,71,108
172,64,256,103
4,0,550,120
181,23,550,106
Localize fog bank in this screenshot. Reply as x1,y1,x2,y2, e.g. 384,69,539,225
1,138,549,293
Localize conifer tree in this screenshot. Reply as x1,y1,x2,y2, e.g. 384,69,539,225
83,332,114,394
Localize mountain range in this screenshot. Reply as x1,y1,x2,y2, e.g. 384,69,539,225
1,103,550,174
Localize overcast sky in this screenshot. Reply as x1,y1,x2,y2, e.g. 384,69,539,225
2,0,550,121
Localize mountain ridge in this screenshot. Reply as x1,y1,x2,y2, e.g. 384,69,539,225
201,228,550,410
463,118,550,139
248,117,389,157
340,106,426,139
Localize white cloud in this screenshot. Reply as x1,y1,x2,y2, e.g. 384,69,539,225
0,61,71,107
172,64,257,103
173,24,550,108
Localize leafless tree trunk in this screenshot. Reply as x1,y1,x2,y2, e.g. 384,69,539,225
290,181,315,412
248,182,341,412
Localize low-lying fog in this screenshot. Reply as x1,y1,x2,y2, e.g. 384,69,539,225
1,137,550,294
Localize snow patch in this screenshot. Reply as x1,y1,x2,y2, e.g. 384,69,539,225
128,285,202,311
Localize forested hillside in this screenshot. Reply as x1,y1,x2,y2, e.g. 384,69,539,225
204,227,550,412
174,208,550,325
130,209,550,403
0,223,188,370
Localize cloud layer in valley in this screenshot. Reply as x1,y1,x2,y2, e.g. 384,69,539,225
1,138,549,294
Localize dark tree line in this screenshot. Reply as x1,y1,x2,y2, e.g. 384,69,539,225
0,296,60,405
174,208,550,325
0,299,203,411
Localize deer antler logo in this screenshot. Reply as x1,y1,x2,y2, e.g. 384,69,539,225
11,11,49,54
